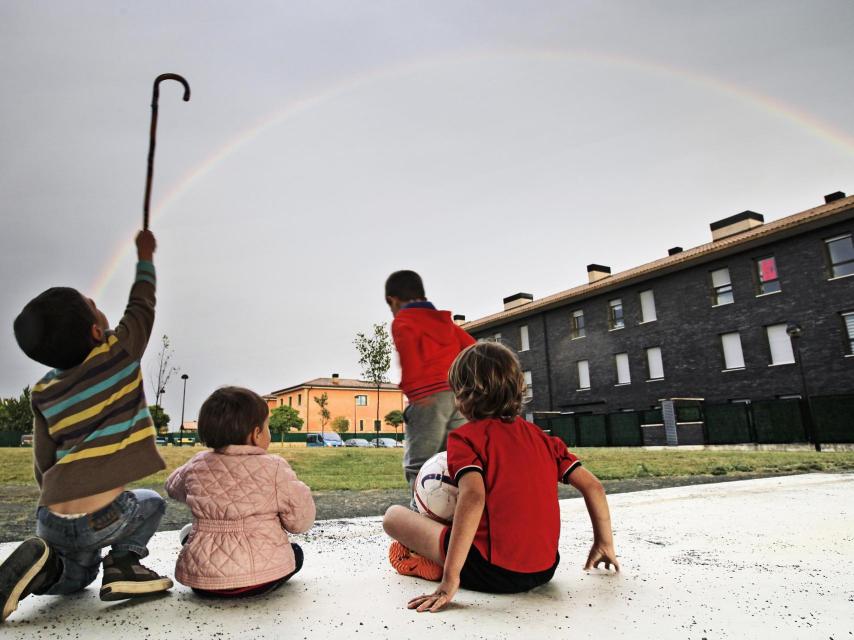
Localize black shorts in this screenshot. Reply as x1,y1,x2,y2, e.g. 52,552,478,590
441,528,558,594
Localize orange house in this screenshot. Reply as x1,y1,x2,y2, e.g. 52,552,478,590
265,374,406,436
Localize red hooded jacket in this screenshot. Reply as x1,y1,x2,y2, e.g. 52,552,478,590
391,305,475,402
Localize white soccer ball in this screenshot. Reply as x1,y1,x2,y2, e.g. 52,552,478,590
414,451,459,524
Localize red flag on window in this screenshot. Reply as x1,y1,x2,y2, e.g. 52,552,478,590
760,258,777,282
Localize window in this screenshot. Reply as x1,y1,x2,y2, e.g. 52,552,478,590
523,371,533,400
766,324,795,365
520,325,530,351
646,347,664,380
826,234,854,278
639,290,657,323
843,312,854,355
720,332,745,370
359,419,364,431
710,268,733,306
570,310,586,339
298,394,302,406
755,256,781,295
577,360,590,390
288,396,292,407
493,332,502,342
355,395,368,406
615,353,631,384
608,299,624,330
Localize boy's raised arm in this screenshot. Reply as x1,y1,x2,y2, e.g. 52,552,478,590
115,230,157,360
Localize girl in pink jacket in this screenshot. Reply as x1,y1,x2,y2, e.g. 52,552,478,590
166,386,315,597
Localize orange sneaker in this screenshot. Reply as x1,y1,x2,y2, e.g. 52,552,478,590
388,541,442,581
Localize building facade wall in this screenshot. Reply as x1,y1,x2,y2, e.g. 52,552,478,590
268,386,406,434
470,216,854,414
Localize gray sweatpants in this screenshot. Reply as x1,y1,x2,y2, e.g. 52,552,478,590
403,390,468,503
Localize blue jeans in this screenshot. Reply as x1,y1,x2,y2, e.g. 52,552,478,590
34,489,165,595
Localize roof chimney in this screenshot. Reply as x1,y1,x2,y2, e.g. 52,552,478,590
331,373,340,384
503,293,533,311
709,211,764,242
587,264,611,284
453,314,466,326
668,247,683,256
825,191,846,204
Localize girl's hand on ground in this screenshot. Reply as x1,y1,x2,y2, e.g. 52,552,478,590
407,576,459,612
584,543,620,572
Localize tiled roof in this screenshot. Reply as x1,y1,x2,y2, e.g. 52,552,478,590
464,194,854,331
268,378,400,395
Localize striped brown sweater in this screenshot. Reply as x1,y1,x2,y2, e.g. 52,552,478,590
31,260,165,506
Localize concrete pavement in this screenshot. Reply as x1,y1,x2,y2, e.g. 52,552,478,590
1,473,852,639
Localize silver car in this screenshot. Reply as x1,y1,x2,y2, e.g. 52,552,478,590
345,438,370,447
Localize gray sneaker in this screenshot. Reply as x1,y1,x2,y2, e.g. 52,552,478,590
0,538,60,622
99,553,173,601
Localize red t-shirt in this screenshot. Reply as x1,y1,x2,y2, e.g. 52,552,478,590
446,417,581,573
391,307,475,402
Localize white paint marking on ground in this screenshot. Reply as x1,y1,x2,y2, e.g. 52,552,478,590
1,473,852,639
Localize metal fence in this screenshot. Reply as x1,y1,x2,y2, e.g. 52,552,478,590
534,394,854,447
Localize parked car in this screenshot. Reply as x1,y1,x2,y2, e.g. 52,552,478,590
345,438,370,448
306,432,344,447
20,434,33,447
155,436,168,446
374,437,399,448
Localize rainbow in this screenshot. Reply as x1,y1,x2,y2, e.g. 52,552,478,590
90,47,854,296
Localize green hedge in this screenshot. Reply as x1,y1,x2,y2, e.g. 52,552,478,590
752,400,805,444
705,404,751,444
0,432,25,447
812,395,854,444
609,413,642,446
578,415,608,447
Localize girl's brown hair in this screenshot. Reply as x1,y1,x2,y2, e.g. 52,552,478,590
197,386,270,449
448,342,526,422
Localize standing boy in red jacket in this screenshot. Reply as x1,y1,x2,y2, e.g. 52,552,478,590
385,271,475,504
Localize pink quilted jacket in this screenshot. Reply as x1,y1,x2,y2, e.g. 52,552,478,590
166,445,315,589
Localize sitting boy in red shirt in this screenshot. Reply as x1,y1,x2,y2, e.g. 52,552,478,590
383,341,619,611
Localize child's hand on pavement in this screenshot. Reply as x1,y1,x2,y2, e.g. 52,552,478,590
407,575,460,612
584,542,620,572
136,230,156,261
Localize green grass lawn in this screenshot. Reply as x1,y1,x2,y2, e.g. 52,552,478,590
2,446,853,492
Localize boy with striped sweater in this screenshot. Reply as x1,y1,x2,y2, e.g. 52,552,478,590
0,230,172,622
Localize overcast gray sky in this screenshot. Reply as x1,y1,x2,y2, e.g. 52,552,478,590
2,1,853,425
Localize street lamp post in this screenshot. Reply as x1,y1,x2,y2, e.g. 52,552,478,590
179,374,189,448
787,324,820,452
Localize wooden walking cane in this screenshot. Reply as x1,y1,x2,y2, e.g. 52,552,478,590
143,74,190,230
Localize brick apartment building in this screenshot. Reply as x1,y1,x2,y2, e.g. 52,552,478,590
461,191,854,418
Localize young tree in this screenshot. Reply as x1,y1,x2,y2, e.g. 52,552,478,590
313,392,331,431
0,388,34,433
148,405,170,435
269,405,304,445
331,416,350,436
149,334,178,409
354,323,392,446
384,409,404,441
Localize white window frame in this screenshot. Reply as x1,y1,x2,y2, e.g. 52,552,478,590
523,370,533,400
842,311,854,356
721,332,746,370
645,347,664,380
710,268,734,306
826,234,854,280
615,353,631,385
355,395,368,406
766,324,795,366
639,290,657,323
609,299,625,331
520,325,530,351
577,360,590,390
570,310,586,339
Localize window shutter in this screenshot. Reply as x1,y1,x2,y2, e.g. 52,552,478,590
711,268,731,288
766,324,795,365
640,290,657,322
646,347,664,379
721,332,745,369
615,353,631,384
577,360,590,389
